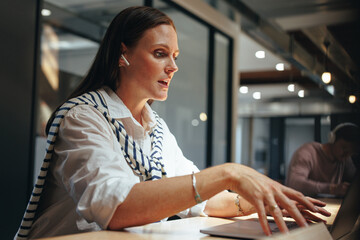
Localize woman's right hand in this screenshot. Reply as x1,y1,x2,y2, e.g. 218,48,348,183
224,163,324,236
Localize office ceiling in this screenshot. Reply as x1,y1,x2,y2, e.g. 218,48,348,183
41,0,360,115
228,0,360,114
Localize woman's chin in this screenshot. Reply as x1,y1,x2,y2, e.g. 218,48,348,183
154,95,168,102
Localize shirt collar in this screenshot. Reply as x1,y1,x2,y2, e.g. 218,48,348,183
98,86,157,130
142,102,157,130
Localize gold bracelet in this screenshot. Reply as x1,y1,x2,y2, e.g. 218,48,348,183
235,194,245,216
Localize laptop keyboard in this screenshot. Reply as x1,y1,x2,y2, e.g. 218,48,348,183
271,221,299,233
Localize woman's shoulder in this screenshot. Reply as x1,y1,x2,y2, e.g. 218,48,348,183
66,103,102,116
60,89,112,118
59,105,110,134
56,97,110,131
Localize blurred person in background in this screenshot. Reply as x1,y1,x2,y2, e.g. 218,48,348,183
286,123,360,197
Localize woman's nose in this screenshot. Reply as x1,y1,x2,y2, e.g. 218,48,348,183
165,57,178,73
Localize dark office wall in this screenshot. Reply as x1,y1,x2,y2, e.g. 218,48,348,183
0,1,40,239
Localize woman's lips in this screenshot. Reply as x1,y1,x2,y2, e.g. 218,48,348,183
158,79,169,88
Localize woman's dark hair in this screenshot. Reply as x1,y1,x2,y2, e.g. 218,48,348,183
45,6,175,134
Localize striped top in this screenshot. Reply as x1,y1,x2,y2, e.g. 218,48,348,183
15,90,166,239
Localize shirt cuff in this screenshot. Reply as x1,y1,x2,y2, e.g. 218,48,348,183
190,200,208,217
176,200,208,218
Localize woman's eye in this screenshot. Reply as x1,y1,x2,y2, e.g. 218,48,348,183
154,51,166,58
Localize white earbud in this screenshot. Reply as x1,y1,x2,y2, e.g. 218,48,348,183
121,54,130,66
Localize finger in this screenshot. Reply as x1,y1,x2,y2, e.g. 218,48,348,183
266,200,289,234
305,196,326,207
295,204,307,211
276,191,308,228
280,208,290,217
315,207,331,217
301,210,327,223
295,204,331,217
254,201,272,236
282,186,317,213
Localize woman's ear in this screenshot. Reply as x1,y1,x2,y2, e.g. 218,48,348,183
119,43,130,67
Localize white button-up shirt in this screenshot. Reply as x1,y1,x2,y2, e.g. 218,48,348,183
29,87,206,238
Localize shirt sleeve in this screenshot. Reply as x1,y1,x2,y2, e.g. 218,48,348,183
286,145,330,196
55,105,137,229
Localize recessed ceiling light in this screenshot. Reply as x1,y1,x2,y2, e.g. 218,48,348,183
349,95,356,104
298,90,305,98
287,84,295,92
239,86,248,94
255,51,265,59
199,112,207,121
41,9,51,16
321,72,331,84
276,63,284,71
253,92,261,99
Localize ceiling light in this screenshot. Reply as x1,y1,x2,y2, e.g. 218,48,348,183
253,92,261,100
349,95,356,104
239,86,248,94
199,112,207,121
276,63,284,71
322,40,331,84
287,84,295,92
298,90,305,98
322,72,331,84
255,51,265,59
191,119,199,126
41,9,51,16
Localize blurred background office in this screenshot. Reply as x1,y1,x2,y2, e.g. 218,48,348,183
1,0,359,239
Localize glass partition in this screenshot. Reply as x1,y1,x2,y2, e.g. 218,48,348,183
212,33,231,165
152,0,209,169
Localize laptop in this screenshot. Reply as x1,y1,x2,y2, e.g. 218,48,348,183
200,171,360,239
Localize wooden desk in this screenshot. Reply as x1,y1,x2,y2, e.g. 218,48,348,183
38,199,341,240
38,217,236,240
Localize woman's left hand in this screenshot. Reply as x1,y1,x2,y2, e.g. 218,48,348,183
273,197,331,223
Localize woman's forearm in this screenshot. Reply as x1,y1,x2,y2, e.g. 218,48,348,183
108,164,231,230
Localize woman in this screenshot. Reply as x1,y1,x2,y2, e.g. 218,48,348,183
16,6,330,239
